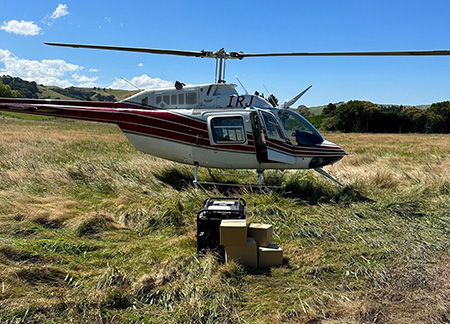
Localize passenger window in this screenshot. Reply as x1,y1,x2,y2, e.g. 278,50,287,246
178,93,184,105
186,92,197,105
156,96,162,105
261,111,284,141
211,117,245,144
163,95,170,104
171,94,177,105
142,97,148,106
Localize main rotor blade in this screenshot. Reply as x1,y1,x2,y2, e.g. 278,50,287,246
45,43,450,60
239,50,450,58
45,42,208,58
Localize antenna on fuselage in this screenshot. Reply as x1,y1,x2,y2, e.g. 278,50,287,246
263,84,272,98
235,76,249,95
120,77,142,91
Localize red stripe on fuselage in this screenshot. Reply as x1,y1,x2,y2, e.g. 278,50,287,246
0,98,345,157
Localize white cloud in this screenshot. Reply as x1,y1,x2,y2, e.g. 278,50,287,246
110,74,173,90
138,63,144,67
51,4,69,19
72,74,99,83
0,48,97,88
1,20,41,36
78,82,98,88
89,68,99,73
0,49,174,90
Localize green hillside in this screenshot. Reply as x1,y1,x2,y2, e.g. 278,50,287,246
307,105,326,115
1,76,138,101
37,85,139,101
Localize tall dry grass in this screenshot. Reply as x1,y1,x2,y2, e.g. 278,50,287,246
0,116,449,323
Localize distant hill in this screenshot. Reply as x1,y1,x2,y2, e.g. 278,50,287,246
1,76,435,110
307,105,326,116
1,76,138,101
307,102,345,116
415,104,431,110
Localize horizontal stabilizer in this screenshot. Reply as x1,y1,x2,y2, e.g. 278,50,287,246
280,85,312,109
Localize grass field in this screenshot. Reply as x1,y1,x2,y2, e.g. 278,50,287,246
0,113,449,323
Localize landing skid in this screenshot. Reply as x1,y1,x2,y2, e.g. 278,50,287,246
193,163,269,189
193,181,284,193
192,164,343,193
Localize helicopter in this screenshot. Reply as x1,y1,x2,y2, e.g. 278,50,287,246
1,43,449,186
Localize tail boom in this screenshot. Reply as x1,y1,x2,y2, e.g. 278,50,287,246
0,98,146,124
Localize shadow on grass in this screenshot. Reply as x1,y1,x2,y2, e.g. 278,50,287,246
155,166,244,194
244,258,290,276
283,172,372,205
31,215,65,229
154,166,193,190
196,182,270,196
76,213,123,237
155,167,371,206
245,267,272,276
0,246,41,264
15,266,67,286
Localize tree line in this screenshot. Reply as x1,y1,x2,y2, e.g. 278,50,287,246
307,100,450,134
0,75,39,98
1,77,448,134
0,78,21,98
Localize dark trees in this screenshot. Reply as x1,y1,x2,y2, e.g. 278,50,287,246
0,79,21,98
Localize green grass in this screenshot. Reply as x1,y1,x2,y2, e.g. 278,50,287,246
0,116,449,323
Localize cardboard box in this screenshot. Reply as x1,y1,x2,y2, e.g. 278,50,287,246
248,223,273,247
225,237,257,268
220,219,247,246
258,244,283,268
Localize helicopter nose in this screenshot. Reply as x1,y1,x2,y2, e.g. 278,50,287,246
321,139,347,155
308,140,346,169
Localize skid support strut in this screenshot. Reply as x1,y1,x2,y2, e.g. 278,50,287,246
257,170,263,186
194,162,199,183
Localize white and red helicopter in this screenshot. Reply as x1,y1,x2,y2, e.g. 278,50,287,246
1,44,449,185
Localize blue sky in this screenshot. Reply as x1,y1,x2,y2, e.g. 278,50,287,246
1,0,449,106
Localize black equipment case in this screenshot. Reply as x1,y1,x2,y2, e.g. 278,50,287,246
197,197,246,262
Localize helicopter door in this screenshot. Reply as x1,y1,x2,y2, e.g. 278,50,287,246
254,109,295,164
250,111,268,163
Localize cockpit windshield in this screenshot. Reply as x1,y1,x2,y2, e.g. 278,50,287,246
277,110,324,145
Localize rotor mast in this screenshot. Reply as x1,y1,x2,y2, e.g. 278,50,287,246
209,48,240,83
216,57,225,83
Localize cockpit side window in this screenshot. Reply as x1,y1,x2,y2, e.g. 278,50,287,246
277,110,323,145
261,111,285,141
